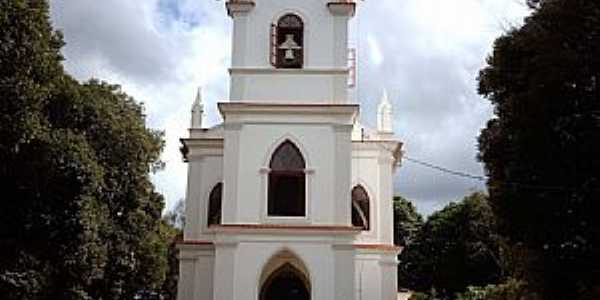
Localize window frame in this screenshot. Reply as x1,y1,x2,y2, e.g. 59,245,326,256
261,139,313,223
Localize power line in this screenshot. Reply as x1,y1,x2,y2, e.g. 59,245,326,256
400,155,598,192
402,156,487,181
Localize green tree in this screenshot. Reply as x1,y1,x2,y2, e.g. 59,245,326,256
398,192,502,299
455,279,535,300
163,198,186,230
160,200,185,300
0,0,167,298
393,196,423,291
394,196,423,248
477,0,600,298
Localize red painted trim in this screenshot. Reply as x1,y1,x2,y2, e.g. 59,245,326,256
354,244,403,252
211,224,361,231
227,0,255,3
327,2,357,10
177,240,214,246
220,102,359,108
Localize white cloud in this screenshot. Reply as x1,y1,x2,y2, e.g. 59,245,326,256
50,0,529,215
50,0,231,211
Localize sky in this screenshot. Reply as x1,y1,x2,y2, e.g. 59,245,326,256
49,0,530,216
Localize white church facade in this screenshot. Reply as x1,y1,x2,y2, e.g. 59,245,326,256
177,1,403,299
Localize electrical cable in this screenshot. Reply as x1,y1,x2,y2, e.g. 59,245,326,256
400,155,599,192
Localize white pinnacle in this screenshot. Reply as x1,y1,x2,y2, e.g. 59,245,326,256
191,86,204,129
381,88,390,105
377,88,393,133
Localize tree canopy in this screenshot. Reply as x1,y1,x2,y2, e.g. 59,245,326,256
398,192,502,299
0,0,170,298
394,196,423,248
478,0,600,298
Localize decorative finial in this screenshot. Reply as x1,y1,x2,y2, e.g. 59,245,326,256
377,88,393,133
191,86,204,129
381,88,390,105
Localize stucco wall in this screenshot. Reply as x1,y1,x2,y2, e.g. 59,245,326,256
212,241,355,300
185,155,223,240
222,123,352,226
352,143,397,245
231,0,345,68
228,0,351,103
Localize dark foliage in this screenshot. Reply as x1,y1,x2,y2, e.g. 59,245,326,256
0,0,169,298
393,196,423,248
160,199,185,300
478,0,600,298
398,193,502,299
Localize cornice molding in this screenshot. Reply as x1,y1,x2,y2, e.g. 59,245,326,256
180,138,224,161
229,67,349,75
207,224,361,235
327,1,356,17
218,102,359,125
355,244,402,253
226,0,255,17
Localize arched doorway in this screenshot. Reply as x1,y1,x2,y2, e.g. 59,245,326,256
259,250,311,300
259,263,310,300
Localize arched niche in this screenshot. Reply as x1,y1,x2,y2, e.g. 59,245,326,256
207,182,223,226
351,185,370,230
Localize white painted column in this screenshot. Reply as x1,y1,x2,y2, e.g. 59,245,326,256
377,155,395,245
334,245,356,300
380,255,399,300
334,124,353,225
184,157,205,240
222,124,242,223
213,243,238,300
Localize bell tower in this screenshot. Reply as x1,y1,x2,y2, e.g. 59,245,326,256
177,1,403,300
226,0,355,103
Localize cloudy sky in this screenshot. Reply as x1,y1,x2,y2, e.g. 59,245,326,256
50,0,530,216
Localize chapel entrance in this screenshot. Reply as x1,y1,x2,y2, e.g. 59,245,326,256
259,263,310,300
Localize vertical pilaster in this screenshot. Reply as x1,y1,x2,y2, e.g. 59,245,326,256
227,1,254,67
184,157,205,240
377,154,395,245
379,255,399,300
177,244,215,300
334,245,356,300
222,123,242,223
334,124,353,225
177,255,195,300
332,13,351,103
213,243,238,300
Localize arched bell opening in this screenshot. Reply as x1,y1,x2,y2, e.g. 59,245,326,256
259,250,311,300
271,14,304,69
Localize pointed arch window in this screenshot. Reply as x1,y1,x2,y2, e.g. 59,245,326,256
271,14,304,69
351,185,370,230
207,182,223,226
268,141,306,217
